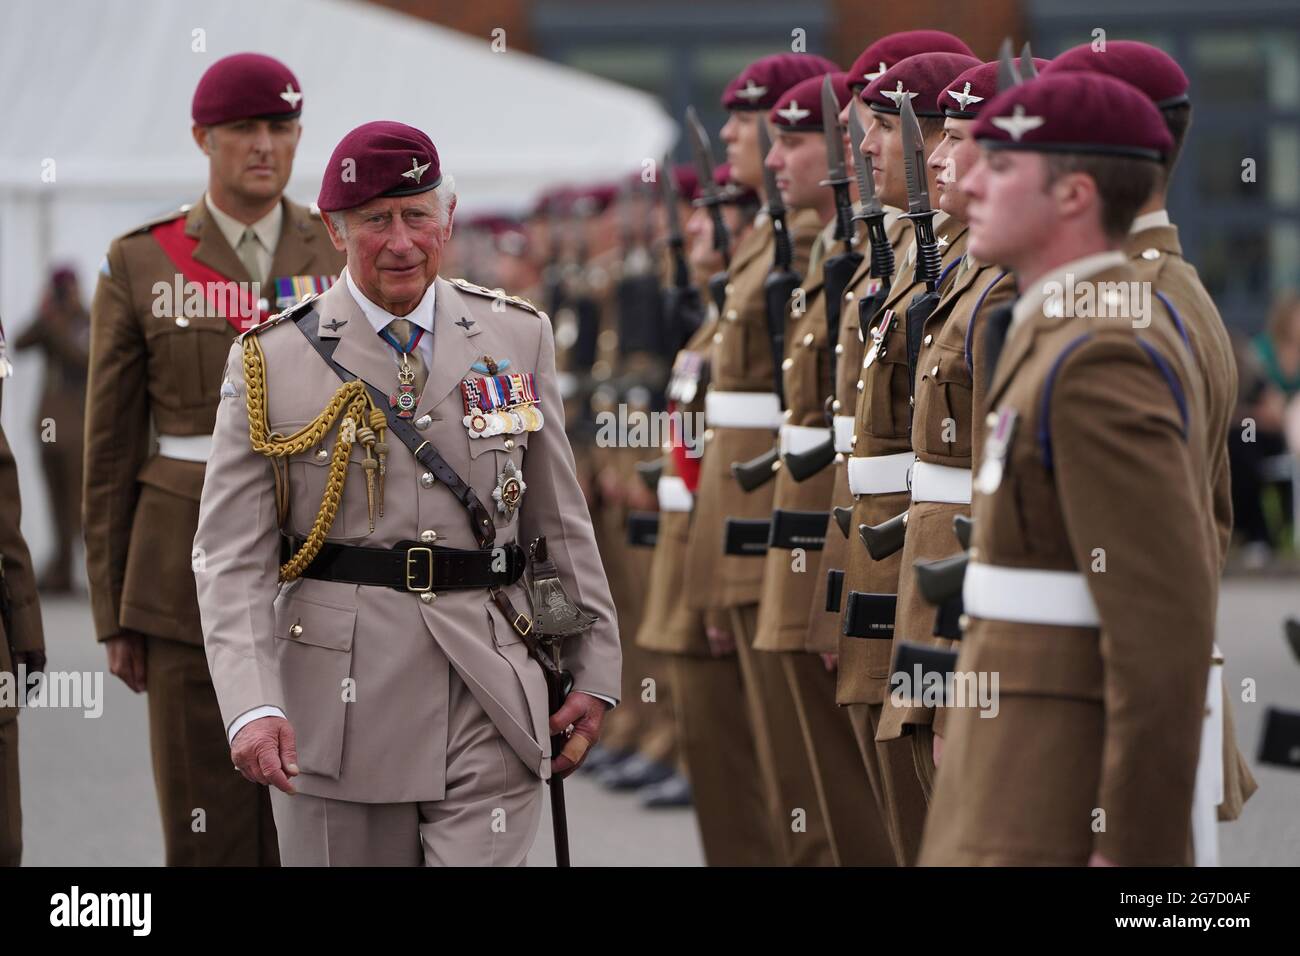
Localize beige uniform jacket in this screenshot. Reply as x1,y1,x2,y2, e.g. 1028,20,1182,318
836,221,969,704
85,198,344,644
194,277,621,804
682,209,820,612
921,260,1214,866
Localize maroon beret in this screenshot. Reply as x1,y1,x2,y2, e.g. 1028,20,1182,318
529,186,574,219
847,31,975,92
671,164,700,203
192,53,303,125
769,72,850,133
722,53,840,111
1043,40,1189,109
939,59,1050,118
973,71,1173,161
317,121,441,213
863,52,981,117
571,184,619,217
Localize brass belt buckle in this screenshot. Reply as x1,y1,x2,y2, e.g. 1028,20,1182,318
405,546,434,592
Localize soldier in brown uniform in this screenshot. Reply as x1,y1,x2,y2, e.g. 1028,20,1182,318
13,268,91,593
0,322,46,867
883,60,1025,796
836,51,978,865
1040,42,1258,845
751,73,894,865
83,53,344,865
678,52,839,865
921,71,1216,866
637,163,781,861
802,36,973,864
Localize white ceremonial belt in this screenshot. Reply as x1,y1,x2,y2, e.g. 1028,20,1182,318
157,434,213,463
779,424,829,456
963,562,1100,627
704,391,782,430
833,415,855,454
910,461,972,504
846,452,915,495
1192,644,1224,867
657,475,693,513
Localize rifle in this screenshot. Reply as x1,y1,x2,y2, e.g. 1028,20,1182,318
658,154,705,353
685,107,732,313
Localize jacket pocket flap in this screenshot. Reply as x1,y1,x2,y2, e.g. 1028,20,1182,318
274,594,357,651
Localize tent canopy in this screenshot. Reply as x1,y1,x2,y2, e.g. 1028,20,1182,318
0,0,675,210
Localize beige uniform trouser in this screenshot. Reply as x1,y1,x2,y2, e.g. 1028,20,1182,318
270,665,543,866
731,604,834,866
846,701,928,866
145,636,279,866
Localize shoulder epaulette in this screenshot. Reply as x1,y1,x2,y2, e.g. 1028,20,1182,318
236,293,318,342
123,203,193,237
451,277,543,317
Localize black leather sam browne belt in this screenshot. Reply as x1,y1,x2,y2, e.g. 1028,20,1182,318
283,537,526,592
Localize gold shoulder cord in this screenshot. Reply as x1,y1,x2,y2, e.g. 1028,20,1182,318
242,333,390,581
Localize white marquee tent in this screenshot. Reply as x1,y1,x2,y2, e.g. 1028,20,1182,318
0,0,674,567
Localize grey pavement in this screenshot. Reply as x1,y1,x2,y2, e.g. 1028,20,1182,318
13,576,1299,866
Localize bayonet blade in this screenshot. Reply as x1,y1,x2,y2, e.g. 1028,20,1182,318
757,115,786,219
899,96,931,216
659,153,682,245
820,75,848,182
848,106,882,218
685,107,721,201
997,38,1022,93
1019,42,1038,79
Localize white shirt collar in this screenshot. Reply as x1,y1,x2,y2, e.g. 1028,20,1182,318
1129,208,1171,234
1011,250,1128,333
345,268,437,339
204,193,282,255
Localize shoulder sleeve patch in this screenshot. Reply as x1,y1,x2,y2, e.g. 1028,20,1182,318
450,276,542,317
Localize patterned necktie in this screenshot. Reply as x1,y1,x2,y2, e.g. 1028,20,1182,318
235,228,264,285
385,318,429,394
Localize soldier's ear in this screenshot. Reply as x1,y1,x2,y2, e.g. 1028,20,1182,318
191,124,212,155
442,195,457,241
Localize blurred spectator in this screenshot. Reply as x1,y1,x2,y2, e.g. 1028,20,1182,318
14,265,89,592
1229,291,1300,566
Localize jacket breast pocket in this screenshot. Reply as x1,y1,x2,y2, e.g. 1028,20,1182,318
467,430,532,528
273,592,357,779
919,347,973,460
144,314,235,410
864,318,911,440
280,421,372,542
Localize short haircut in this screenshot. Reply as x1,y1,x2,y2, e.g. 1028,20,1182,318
918,116,946,141
1042,153,1158,240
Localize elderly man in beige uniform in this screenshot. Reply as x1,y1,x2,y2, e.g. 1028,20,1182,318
194,121,621,866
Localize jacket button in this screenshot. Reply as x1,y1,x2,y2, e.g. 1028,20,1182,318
986,412,998,427
931,365,939,377
834,453,845,463
725,309,738,321
924,334,933,346
420,592,436,604
783,409,793,421
704,429,715,442
289,623,303,638
1141,248,1160,260
850,434,858,447
856,379,864,391
844,291,855,302
315,448,328,462
420,529,438,543
712,332,723,344
725,283,736,296
802,332,814,346
415,415,432,430
504,438,515,450
175,316,190,328
834,344,844,355
832,399,841,412
781,357,794,371
958,613,970,631
420,472,436,488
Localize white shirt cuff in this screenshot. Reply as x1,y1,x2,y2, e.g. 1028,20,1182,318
583,692,617,709
228,705,286,744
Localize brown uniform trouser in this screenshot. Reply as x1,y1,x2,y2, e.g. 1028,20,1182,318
731,604,834,866
670,653,779,865
911,725,938,801
145,636,278,866
0,719,20,866
783,654,896,865
846,702,928,866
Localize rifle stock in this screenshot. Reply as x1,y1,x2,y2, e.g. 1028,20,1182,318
859,509,908,560
731,446,780,493
915,551,969,606
782,434,835,481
